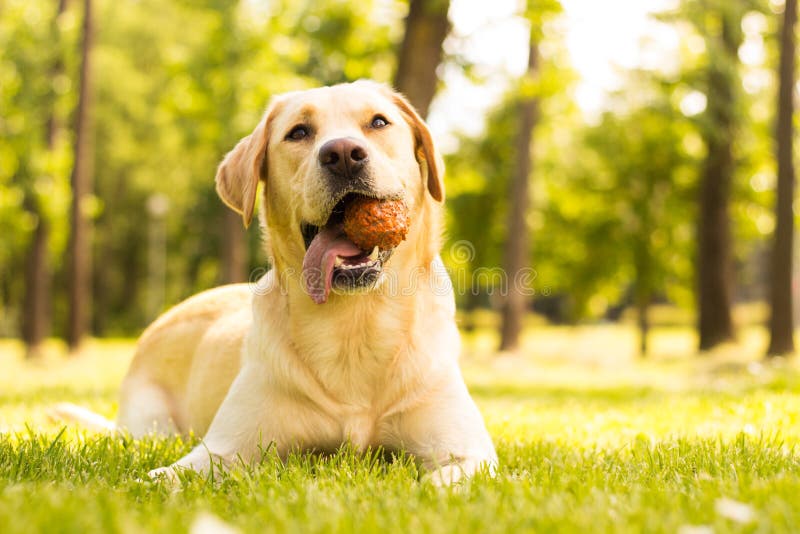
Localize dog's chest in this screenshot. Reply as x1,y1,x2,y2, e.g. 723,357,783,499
305,331,402,403
340,411,375,450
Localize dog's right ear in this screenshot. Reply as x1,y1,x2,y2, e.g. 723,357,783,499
215,103,278,228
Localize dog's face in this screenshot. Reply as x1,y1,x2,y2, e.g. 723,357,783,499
215,81,444,304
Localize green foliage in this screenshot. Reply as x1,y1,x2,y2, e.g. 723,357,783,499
0,0,74,330
443,3,572,312
664,0,776,300
1,0,404,335
554,78,697,315
0,0,790,335
444,0,780,322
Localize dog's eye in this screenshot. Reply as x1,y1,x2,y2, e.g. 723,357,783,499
286,125,310,141
370,115,389,129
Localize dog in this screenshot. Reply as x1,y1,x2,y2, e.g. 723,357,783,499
56,80,497,485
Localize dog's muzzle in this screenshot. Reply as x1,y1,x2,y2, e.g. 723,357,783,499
300,193,395,305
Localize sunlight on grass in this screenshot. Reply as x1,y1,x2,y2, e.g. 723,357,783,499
0,339,131,433
2,325,800,532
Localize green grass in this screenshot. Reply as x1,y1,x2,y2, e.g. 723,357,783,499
2,325,800,533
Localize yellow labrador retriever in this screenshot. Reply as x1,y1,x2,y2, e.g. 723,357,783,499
58,80,497,485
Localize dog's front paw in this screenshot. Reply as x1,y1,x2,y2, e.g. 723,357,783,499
424,464,467,487
147,465,181,484
423,457,497,487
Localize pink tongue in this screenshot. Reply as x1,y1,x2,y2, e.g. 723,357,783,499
302,224,363,304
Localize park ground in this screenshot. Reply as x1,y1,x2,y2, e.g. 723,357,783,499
1,319,800,533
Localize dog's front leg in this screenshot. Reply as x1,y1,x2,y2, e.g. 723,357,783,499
147,362,297,482
391,374,498,486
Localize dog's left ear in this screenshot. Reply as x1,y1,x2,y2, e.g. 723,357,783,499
215,103,277,228
388,90,445,202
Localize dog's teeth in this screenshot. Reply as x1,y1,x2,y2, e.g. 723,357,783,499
336,257,381,270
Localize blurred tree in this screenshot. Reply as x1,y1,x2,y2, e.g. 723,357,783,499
220,209,247,283
1,0,73,338
86,0,262,330
444,99,516,318
2,0,409,338
694,1,747,350
444,1,566,331
20,0,68,357
583,82,696,356
212,3,247,285
656,0,774,345
66,0,94,351
498,1,562,351
394,0,450,117
1,0,786,348
499,39,538,352
767,0,797,356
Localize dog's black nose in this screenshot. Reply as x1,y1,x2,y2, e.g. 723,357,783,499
318,138,368,178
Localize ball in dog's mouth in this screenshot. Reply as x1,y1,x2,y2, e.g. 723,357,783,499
300,194,406,304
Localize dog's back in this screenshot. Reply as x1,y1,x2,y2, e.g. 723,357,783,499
119,283,252,436
54,284,253,437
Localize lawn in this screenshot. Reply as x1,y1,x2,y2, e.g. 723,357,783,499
1,324,800,533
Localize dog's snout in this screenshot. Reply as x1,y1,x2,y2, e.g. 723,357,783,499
318,138,368,178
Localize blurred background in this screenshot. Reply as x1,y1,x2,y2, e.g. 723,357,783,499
1,0,798,361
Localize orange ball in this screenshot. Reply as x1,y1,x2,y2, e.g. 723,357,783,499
343,196,410,251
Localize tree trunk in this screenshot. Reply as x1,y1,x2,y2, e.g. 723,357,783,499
633,242,651,357
697,11,740,351
636,290,650,357
394,0,451,118
767,0,797,356
67,0,94,351
462,288,481,333
220,208,247,283
499,41,538,352
22,0,68,358
216,7,249,285
22,200,50,358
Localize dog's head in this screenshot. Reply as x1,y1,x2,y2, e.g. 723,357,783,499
215,80,444,303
